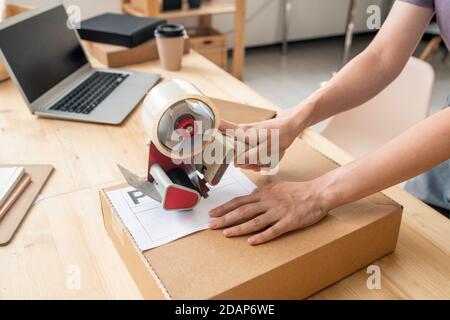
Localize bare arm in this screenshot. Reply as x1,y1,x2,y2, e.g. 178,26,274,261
210,2,448,245
318,108,450,212
211,109,450,245
293,1,434,128
219,2,435,172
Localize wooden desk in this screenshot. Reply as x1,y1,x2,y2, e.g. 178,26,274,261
0,52,449,299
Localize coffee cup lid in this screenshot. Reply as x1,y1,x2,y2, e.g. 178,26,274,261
155,24,185,38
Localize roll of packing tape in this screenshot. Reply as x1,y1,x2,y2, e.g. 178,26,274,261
141,79,220,160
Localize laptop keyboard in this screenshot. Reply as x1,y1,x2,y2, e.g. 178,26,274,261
49,71,129,114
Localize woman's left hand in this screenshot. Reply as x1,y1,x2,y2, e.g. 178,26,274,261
208,181,329,245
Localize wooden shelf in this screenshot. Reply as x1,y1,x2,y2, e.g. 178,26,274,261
122,0,236,19
122,0,246,80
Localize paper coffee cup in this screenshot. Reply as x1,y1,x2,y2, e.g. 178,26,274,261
155,24,186,71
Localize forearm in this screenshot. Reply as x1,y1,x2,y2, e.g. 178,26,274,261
316,108,450,211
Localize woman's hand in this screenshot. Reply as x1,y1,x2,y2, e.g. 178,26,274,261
220,109,307,171
208,180,329,245
210,107,450,246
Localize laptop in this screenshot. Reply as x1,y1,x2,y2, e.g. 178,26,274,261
0,2,160,125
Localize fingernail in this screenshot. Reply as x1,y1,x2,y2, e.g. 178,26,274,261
248,237,257,245
209,210,216,217
223,229,231,237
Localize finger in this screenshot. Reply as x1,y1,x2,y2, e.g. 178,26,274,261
237,142,276,167
232,130,253,147
209,193,259,217
235,145,258,166
237,164,272,172
223,211,278,237
235,164,262,171
231,126,265,147
248,142,280,167
219,120,240,133
234,148,258,166
208,202,268,229
248,219,292,245
240,155,273,168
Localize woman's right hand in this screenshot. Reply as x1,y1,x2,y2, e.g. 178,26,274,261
220,109,307,171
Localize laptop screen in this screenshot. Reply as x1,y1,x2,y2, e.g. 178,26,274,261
0,5,88,103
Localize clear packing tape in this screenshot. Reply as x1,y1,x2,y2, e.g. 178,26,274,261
141,79,222,161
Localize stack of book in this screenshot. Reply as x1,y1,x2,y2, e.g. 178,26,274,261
0,167,31,221
79,13,190,68
0,165,53,245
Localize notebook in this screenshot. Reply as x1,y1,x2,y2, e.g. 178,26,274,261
0,167,25,208
0,173,31,221
0,164,53,245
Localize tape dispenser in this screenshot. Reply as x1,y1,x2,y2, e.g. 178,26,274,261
118,79,237,211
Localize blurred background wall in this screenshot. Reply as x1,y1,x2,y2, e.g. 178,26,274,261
8,0,388,48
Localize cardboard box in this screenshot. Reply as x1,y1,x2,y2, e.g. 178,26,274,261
188,27,227,69
84,36,190,68
100,100,403,300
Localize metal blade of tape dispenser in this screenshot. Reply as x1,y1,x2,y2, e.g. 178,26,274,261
117,164,162,202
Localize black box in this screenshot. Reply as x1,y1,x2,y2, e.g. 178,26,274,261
162,0,183,11
79,13,166,48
